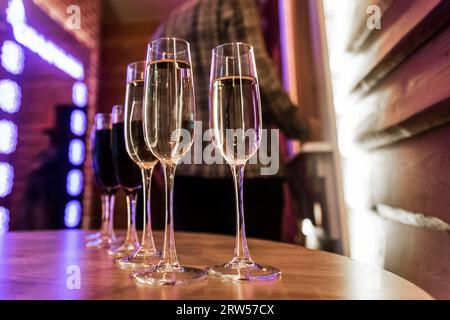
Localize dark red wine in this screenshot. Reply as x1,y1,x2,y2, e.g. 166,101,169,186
92,129,119,193
112,122,142,193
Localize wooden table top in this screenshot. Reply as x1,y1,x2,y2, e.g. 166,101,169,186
0,230,431,300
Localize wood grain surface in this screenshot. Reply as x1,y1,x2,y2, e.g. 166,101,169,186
350,0,450,93
355,24,450,149
0,230,431,300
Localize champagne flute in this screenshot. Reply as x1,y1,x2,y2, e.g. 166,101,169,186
207,42,281,280
86,113,120,248
85,123,107,242
85,124,110,242
116,61,161,268
107,105,142,257
132,37,206,285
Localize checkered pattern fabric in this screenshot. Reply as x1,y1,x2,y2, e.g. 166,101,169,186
152,0,308,178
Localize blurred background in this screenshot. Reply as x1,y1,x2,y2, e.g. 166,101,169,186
0,0,449,298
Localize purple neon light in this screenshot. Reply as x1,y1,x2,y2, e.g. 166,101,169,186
0,206,10,234
6,0,85,80
68,139,85,166
72,82,88,108
64,200,81,228
0,162,14,198
1,40,25,75
70,110,86,136
66,168,83,196
0,79,21,114
0,120,18,154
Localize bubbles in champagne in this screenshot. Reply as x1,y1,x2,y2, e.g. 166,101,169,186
144,59,195,163
125,79,158,169
210,76,262,165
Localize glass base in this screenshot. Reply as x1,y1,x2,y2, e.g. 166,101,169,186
206,261,281,281
86,235,123,249
116,247,161,268
131,265,207,286
107,241,139,258
85,231,102,241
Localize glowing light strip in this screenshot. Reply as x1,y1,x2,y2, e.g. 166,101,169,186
0,206,10,234
0,120,18,154
68,139,85,166
0,79,22,113
2,0,88,230
5,0,84,80
0,162,14,198
72,82,88,108
70,109,87,136
64,200,81,228
1,40,25,75
66,169,83,196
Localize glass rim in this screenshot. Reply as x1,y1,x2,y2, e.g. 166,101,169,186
212,42,254,57
127,60,146,69
94,112,112,130
148,37,191,54
127,60,145,83
94,112,111,117
111,105,124,123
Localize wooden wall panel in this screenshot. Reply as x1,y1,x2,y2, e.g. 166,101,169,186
346,0,394,52
350,0,450,92
356,24,450,148
349,211,450,299
370,125,450,224
324,0,450,298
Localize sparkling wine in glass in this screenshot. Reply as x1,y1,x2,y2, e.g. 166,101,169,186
86,113,121,248
207,42,281,281
131,37,206,285
116,61,161,268
107,105,142,257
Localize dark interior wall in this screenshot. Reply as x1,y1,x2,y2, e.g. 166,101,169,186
95,2,163,228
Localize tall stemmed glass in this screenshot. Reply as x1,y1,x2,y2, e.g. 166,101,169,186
117,61,161,268
86,124,110,242
108,105,142,257
132,37,206,285
86,113,120,248
86,121,108,242
207,42,281,280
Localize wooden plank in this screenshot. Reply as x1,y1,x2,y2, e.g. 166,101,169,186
350,0,450,93
357,100,450,149
369,124,450,225
346,0,394,51
354,23,450,148
325,0,450,300
348,210,450,299
280,0,323,141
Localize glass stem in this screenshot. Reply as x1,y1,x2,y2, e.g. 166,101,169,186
123,192,138,246
104,193,116,240
231,164,253,264
160,162,180,271
141,168,157,251
100,193,108,236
